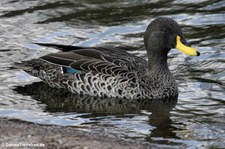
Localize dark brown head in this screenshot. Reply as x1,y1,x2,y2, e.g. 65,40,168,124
144,17,200,57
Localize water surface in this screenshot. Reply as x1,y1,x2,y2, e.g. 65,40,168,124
0,0,225,148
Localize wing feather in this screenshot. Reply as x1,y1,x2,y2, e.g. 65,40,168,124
37,43,147,80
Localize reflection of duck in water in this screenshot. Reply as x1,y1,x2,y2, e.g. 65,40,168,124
14,82,177,114
16,17,200,99
14,82,179,142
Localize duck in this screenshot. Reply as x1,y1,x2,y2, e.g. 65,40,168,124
16,17,200,100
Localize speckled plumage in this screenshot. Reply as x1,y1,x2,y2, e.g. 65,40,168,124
16,17,198,100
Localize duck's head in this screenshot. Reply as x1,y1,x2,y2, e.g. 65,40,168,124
144,17,200,57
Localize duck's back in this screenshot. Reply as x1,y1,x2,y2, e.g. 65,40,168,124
17,44,148,99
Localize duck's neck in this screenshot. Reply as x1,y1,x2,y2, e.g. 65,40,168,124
147,47,170,74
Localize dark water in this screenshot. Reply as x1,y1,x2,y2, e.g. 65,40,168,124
0,0,225,148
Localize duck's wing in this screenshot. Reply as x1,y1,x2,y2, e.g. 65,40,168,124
38,43,147,77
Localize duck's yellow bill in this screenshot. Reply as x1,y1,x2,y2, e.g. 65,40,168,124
176,36,199,56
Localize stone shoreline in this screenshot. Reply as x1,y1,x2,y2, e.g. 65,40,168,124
0,118,153,149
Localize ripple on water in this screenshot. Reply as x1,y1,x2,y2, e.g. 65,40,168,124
0,0,225,148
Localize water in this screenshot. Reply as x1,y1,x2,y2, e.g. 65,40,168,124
0,0,225,148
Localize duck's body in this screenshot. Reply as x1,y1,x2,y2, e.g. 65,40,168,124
17,17,199,99
20,44,177,99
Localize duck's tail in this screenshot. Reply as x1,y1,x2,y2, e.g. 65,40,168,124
14,61,29,70
14,61,40,76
